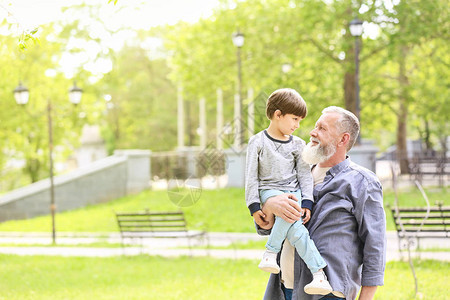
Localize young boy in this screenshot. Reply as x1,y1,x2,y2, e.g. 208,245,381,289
245,88,332,295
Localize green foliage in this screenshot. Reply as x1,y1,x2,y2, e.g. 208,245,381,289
1,0,448,192
98,45,178,152
18,27,40,51
0,23,92,184
164,0,449,148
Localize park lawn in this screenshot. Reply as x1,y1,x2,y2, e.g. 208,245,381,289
0,187,446,233
0,188,255,233
0,255,448,300
0,255,267,300
376,259,450,299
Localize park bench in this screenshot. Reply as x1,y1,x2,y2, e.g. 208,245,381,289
115,209,208,250
389,204,450,250
408,153,449,186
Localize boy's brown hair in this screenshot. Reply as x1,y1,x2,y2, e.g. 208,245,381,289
266,88,307,120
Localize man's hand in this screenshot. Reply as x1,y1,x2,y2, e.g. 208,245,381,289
301,208,311,224
262,193,302,223
358,286,377,300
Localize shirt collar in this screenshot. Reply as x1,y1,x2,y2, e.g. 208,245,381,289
326,156,351,177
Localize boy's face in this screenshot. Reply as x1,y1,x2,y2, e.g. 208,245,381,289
277,113,303,135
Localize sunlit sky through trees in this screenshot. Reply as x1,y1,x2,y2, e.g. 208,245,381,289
2,0,220,79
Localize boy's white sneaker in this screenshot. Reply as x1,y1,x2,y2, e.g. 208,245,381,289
258,250,280,274
304,269,333,295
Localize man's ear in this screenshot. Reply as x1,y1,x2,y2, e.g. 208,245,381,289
339,133,350,148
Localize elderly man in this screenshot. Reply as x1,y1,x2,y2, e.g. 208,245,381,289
259,106,386,300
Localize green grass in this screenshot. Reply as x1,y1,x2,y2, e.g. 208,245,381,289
0,187,446,233
376,260,450,299
0,188,255,233
0,255,447,299
383,186,448,207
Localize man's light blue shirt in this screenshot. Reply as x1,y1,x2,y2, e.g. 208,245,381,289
260,158,387,300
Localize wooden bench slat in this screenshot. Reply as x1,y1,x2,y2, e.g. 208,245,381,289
122,230,187,236
392,207,450,212
389,205,449,251
115,210,206,248
117,218,186,222
394,216,450,220
116,211,184,216
395,218,450,225
119,225,186,228
405,229,448,233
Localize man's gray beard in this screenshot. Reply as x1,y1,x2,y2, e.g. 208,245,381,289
302,141,336,165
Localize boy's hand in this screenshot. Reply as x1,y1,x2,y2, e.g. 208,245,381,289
301,208,311,224
253,210,269,228
260,211,275,230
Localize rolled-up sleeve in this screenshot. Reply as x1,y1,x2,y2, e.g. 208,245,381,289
356,179,386,286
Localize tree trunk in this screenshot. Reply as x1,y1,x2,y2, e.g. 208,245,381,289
423,118,432,152
397,46,410,174
397,98,409,174
26,158,40,183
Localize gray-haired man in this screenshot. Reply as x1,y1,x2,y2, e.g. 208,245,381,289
258,106,386,300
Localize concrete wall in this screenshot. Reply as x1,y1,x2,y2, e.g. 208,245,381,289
0,150,151,222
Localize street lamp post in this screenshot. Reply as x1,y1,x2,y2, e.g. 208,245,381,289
13,81,83,244
232,30,244,149
349,18,363,144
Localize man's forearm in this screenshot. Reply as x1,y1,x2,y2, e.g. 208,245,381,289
358,286,377,300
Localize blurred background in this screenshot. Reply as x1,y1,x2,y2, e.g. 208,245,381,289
0,0,447,192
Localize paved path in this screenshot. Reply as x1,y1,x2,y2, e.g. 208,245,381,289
0,231,448,261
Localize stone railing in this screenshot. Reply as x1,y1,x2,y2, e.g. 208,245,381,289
0,150,151,222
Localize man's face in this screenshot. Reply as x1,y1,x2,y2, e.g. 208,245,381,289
302,113,340,164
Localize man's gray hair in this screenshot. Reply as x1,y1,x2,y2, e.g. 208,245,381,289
322,106,360,151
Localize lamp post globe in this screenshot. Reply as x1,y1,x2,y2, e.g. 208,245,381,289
349,18,363,37
69,82,83,105
232,31,245,48
13,82,30,105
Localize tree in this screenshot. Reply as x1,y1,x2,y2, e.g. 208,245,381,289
375,0,449,173
164,0,448,161
0,22,95,185
98,43,178,152
164,0,387,142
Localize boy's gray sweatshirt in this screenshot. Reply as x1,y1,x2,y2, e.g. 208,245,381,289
245,130,314,215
